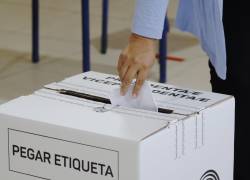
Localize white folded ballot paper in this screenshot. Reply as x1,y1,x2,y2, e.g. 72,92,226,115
109,81,158,112
0,71,234,180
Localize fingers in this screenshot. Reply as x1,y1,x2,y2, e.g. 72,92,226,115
117,54,128,81
117,34,156,97
119,65,129,83
117,53,149,97
120,65,139,96
132,70,147,97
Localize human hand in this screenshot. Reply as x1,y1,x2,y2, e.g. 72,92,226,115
117,33,156,97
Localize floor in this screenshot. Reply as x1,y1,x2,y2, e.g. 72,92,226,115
0,0,211,102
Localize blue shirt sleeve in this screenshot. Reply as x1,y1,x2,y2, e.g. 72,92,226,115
132,0,227,80
176,0,226,79
132,0,170,39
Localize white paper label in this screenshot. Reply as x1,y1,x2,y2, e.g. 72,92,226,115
8,129,119,180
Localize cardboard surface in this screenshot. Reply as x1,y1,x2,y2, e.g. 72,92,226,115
0,71,235,180
0,95,169,141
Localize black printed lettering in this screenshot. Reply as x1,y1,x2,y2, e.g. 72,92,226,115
91,162,98,174
98,163,105,175
61,155,68,167
105,165,114,177
168,93,180,97
35,150,43,162
43,151,51,164
161,86,173,91
150,84,161,89
27,148,35,160
198,98,210,102
54,154,61,166
20,146,27,158
12,145,19,156
82,160,90,172
105,76,120,81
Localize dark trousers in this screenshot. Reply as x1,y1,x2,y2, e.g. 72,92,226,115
210,0,250,180
209,2,250,179
209,62,249,180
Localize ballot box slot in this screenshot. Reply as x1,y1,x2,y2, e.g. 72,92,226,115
44,87,175,115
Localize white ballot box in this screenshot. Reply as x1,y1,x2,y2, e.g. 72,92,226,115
0,71,235,180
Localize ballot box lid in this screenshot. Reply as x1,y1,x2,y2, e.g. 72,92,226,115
60,71,232,115
0,95,172,142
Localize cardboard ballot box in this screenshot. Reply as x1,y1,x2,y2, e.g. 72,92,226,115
0,71,235,180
